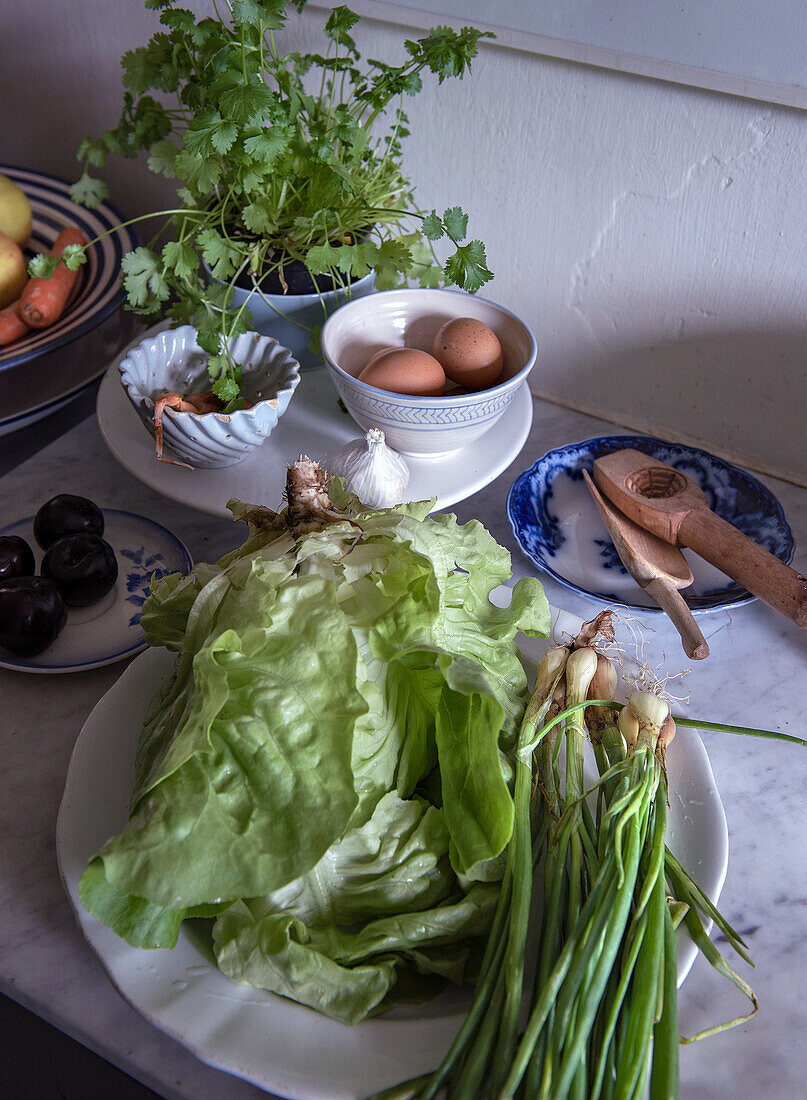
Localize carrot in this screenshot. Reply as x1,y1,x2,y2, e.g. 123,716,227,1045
153,390,225,466
19,226,87,329
0,300,30,346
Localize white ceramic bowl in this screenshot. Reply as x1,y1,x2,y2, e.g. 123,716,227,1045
320,288,537,456
118,326,300,468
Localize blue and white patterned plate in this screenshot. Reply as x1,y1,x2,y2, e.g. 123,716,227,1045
507,435,795,614
0,509,192,673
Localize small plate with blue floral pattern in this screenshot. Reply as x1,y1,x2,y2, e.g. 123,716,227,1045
507,435,795,614
0,509,192,673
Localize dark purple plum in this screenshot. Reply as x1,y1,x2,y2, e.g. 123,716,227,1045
41,533,118,608
33,495,105,550
0,577,68,656
0,536,36,581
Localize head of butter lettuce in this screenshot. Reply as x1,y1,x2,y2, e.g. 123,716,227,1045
79,486,549,1024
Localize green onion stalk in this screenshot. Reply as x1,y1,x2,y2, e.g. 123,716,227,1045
366,612,801,1100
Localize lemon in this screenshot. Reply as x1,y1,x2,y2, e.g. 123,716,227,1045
0,174,33,248
0,232,29,308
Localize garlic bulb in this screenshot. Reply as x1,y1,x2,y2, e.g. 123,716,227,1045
330,428,410,508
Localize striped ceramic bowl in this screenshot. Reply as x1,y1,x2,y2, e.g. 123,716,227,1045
0,165,139,434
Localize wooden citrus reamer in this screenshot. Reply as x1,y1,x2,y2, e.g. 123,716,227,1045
582,470,710,659
592,449,807,630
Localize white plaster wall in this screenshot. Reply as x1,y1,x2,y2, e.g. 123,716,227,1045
2,2,805,482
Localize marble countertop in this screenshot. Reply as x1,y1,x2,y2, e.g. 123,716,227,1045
1,395,806,1100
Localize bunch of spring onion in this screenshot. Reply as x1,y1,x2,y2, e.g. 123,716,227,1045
369,612,806,1100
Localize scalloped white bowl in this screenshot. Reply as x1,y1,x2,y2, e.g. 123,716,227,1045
320,288,538,456
118,326,300,468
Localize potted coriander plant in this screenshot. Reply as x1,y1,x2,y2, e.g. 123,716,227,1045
53,0,495,406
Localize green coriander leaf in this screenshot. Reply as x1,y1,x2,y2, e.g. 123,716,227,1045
122,46,157,95
372,269,399,291
198,229,245,281
76,136,108,169
314,153,355,193
61,244,89,272
357,64,422,108
162,240,199,281
418,264,444,288
120,246,171,306
219,83,276,127
167,296,201,328
69,172,109,209
398,71,423,96
232,0,265,27
183,110,236,158
343,123,369,163
224,307,251,341
306,240,376,280
307,324,323,357
160,6,197,34
125,34,184,95
179,79,205,112
442,206,468,242
130,95,173,148
326,104,360,146
373,238,413,290
444,240,493,293
202,280,234,312
377,238,412,270
147,138,179,178
242,197,277,236
174,149,221,192
243,127,290,166
212,374,241,403
128,304,165,325
185,17,217,49
408,237,443,288
232,0,288,30
421,211,443,241
211,121,239,156
205,350,227,376
325,6,360,47
236,162,271,193
418,25,489,83
95,127,126,159
304,241,341,275
343,240,378,278
28,254,60,279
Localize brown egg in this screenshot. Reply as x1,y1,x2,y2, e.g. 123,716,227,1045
432,317,503,391
358,347,446,397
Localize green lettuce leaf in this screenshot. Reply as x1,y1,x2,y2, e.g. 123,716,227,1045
79,858,233,949
212,880,497,1024
95,573,366,908
435,685,513,877
82,493,550,1022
